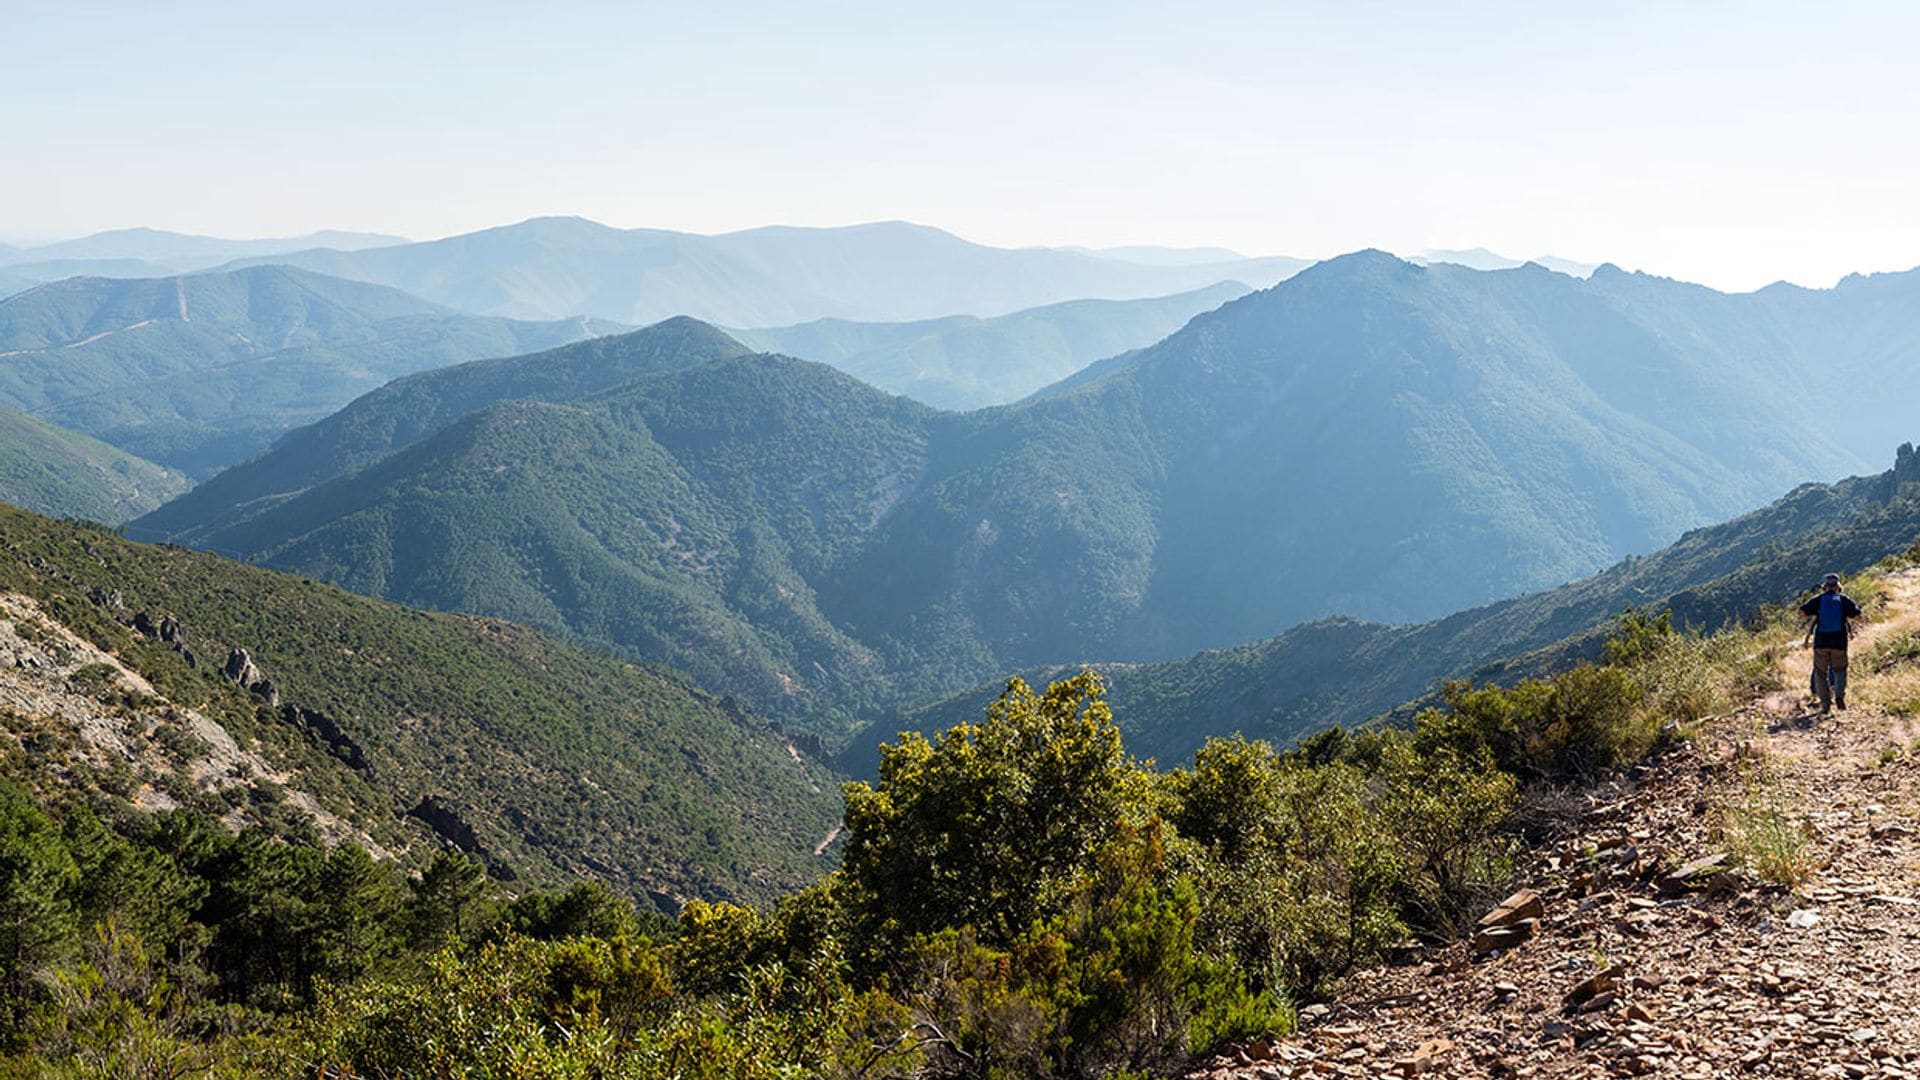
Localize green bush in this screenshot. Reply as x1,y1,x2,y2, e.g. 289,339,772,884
1377,743,1518,936
841,671,1138,952
1417,664,1649,782
0,612,1721,1076
896,821,1287,1079
1167,738,1404,999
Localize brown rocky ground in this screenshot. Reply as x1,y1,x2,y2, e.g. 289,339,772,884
1197,570,1920,1080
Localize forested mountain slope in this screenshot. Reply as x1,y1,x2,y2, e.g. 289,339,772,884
859,445,1920,771
0,504,840,904
137,254,1918,743
0,266,618,475
131,317,752,543
0,406,189,524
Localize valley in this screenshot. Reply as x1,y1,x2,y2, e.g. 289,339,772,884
5,15,1918,1066
124,254,1920,751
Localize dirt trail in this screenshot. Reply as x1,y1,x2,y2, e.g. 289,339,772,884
1197,570,1920,1080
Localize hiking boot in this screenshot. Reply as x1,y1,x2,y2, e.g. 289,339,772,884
1819,698,1832,714
1836,693,1847,711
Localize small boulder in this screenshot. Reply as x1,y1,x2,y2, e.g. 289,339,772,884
1655,853,1729,896
1563,965,1624,1011
1472,919,1538,956
1479,888,1546,930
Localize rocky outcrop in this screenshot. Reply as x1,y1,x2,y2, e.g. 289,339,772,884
125,607,195,667
221,647,278,707
406,795,515,881
1896,442,1919,499
282,704,371,777
1470,888,1544,956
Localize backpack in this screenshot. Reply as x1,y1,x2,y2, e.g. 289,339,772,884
1816,593,1849,635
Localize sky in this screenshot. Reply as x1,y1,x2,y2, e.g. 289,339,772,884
4,0,1917,291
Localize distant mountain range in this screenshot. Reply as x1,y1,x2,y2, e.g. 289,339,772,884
0,227,405,282
214,216,1312,325
732,282,1250,410
1054,243,1253,267
0,403,188,522
132,251,1920,745
0,266,618,476
1413,247,1600,277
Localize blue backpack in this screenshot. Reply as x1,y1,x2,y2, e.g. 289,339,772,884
1817,593,1849,634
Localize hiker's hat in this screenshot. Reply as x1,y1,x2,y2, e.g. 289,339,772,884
1824,573,1841,585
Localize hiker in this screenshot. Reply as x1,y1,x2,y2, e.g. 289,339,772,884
1800,573,1863,712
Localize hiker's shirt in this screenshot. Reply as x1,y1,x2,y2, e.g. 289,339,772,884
1800,592,1864,650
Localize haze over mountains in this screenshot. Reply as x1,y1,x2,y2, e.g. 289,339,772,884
130,250,1919,748
1413,247,1600,277
732,281,1251,409
0,265,616,476
860,446,1920,771
219,216,1312,325
0,227,405,282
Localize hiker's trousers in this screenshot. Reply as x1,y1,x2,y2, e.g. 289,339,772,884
1812,647,1848,702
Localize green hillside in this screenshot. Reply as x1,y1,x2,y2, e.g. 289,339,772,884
137,254,1918,746
0,406,189,522
220,216,1308,325
0,266,620,476
732,281,1249,410
858,445,1920,771
166,354,936,736
131,317,753,543
0,504,840,903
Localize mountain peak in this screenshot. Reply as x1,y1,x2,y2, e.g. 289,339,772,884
629,314,747,352
1277,248,1420,288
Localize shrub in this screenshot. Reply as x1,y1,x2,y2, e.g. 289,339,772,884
840,671,1139,952
670,898,774,998
897,821,1287,1079
1168,738,1404,999
1377,742,1518,936
1418,665,1649,783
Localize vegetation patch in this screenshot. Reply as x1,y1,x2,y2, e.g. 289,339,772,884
0,601,1748,1076
1713,758,1818,888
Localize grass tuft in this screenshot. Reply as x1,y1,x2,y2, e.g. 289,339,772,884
1715,758,1819,888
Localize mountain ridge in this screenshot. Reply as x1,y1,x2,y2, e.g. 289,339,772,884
0,227,406,274
731,281,1250,410
213,215,1311,325
136,251,1918,743
0,265,620,476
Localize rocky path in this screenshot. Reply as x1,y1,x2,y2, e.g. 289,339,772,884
1196,570,1920,1079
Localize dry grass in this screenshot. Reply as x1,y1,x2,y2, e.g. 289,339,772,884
1713,750,1819,888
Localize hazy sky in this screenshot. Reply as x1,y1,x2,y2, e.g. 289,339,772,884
5,1,1916,290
